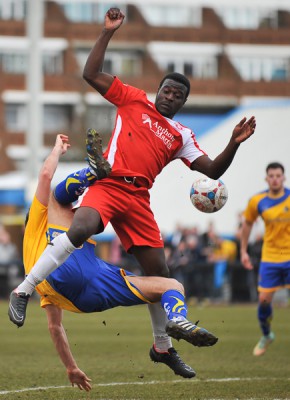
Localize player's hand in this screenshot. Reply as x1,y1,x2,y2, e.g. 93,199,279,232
104,7,125,31
67,367,92,391
232,116,256,144
55,134,70,155
241,251,253,270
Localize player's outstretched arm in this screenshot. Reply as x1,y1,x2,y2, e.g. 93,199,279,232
35,134,70,207
45,305,92,391
83,7,125,95
191,116,256,179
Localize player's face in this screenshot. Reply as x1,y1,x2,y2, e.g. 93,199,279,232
155,79,187,118
266,168,285,194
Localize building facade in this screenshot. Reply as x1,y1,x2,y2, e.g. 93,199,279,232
0,0,290,175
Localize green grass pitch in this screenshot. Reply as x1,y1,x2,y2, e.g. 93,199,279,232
1,299,289,399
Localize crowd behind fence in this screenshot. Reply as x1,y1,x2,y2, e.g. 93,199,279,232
0,225,23,298
107,220,265,304
0,219,285,304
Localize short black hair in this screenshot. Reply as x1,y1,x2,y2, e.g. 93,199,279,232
158,72,190,98
266,162,285,174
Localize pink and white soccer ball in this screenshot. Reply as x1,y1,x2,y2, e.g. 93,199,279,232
190,178,228,213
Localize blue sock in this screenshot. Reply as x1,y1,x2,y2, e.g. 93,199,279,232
258,302,272,336
161,290,187,321
54,167,97,205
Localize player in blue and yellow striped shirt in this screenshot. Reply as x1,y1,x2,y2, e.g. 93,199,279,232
12,134,217,390
240,162,290,356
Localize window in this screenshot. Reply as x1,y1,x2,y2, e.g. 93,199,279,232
0,0,26,20
139,5,201,27
231,57,289,81
86,105,116,136
167,63,175,74
215,7,278,30
149,42,220,80
102,51,141,76
76,48,141,77
184,63,193,77
5,104,72,132
103,59,113,74
61,2,125,23
0,53,27,74
5,104,27,132
272,68,287,81
42,52,63,75
43,105,72,132
0,51,63,75
165,57,217,79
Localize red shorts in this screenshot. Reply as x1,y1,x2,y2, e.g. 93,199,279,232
75,178,164,251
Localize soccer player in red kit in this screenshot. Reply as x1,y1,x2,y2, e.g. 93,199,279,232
10,7,256,378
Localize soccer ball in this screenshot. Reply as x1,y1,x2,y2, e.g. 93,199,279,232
190,178,228,213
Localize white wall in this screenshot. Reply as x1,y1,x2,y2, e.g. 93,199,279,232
150,100,290,236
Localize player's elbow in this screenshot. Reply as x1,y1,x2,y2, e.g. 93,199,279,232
82,69,91,84
40,167,54,184
83,69,100,87
207,171,221,180
204,166,222,180
83,72,102,95
197,170,220,180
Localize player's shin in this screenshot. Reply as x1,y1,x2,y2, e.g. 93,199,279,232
17,233,76,295
147,302,172,351
258,302,273,336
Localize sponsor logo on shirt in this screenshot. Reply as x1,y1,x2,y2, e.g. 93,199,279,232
142,114,175,149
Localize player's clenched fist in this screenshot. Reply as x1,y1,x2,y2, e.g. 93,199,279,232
104,7,125,31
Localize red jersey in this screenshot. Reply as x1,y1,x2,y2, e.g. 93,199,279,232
103,77,206,189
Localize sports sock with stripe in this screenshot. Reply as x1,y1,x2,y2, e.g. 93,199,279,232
54,167,97,205
161,289,187,321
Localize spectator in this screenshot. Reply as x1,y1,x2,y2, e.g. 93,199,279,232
199,221,219,261
0,225,19,263
208,235,237,301
0,225,21,296
168,239,191,285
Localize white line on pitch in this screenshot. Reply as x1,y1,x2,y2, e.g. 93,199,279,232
0,377,289,395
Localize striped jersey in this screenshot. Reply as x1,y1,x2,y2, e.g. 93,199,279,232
243,188,290,262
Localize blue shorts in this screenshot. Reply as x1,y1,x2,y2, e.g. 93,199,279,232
258,260,290,292
46,241,147,312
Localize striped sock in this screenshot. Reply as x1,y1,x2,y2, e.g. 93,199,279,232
161,290,187,321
